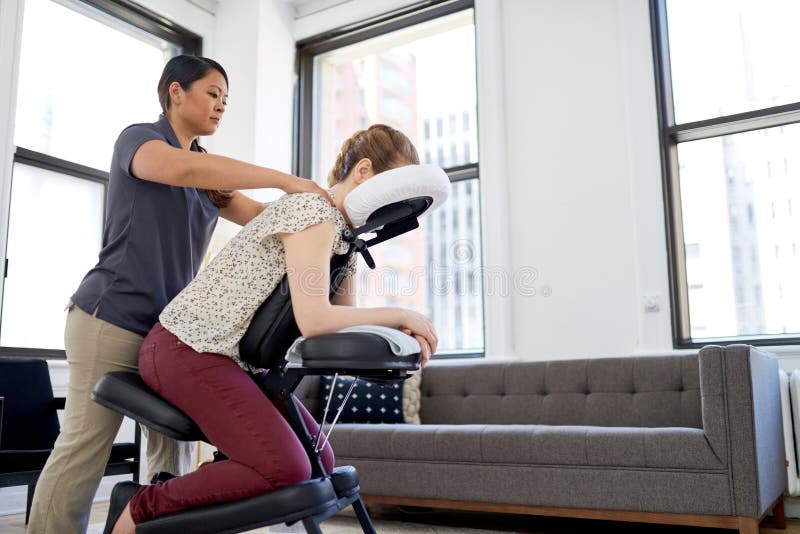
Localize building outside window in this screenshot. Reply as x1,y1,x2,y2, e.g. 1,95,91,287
0,0,198,353
298,0,483,355
652,0,800,346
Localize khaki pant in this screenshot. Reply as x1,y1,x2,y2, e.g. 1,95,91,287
27,305,193,534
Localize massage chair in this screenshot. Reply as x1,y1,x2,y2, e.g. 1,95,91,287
91,165,449,533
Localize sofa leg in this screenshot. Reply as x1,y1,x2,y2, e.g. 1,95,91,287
737,517,759,534
772,495,787,529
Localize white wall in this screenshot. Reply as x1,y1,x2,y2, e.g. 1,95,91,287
497,0,668,359
293,0,420,41
201,0,297,252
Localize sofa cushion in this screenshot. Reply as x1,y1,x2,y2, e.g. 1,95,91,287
329,424,723,470
343,460,733,516
420,356,702,428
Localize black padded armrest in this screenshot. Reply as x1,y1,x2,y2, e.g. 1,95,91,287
53,397,66,410
297,332,420,370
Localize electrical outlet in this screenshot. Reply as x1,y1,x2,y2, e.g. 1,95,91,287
643,294,661,313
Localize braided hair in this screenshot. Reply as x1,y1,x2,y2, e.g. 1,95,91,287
327,124,420,187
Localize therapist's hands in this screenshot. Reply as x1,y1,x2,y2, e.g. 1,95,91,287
283,175,334,205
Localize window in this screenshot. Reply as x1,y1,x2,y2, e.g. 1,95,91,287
297,0,483,355
652,0,800,345
0,0,199,353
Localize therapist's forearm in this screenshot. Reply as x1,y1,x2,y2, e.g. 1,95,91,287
182,151,295,190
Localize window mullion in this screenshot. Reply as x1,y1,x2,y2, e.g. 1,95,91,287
14,147,109,185
444,163,478,183
663,144,691,344
650,0,675,128
670,103,800,143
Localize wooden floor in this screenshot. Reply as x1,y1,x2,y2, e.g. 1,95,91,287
1,503,799,533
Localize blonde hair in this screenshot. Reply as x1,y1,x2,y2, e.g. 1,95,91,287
327,124,420,187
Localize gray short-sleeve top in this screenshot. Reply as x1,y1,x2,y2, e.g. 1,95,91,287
70,116,219,336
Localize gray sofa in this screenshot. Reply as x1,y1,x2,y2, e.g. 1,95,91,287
297,344,787,533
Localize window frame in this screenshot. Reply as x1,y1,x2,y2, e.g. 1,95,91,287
0,0,201,358
650,0,800,348
294,0,483,358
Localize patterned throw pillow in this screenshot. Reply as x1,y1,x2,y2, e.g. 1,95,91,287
318,376,404,424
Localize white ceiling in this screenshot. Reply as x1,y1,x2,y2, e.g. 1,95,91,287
286,0,355,18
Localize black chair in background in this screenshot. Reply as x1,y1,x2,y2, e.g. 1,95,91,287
0,356,140,523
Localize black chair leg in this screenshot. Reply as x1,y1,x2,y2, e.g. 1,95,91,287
351,497,377,534
301,516,324,534
26,483,35,524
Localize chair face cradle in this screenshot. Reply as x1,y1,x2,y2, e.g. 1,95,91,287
91,192,440,534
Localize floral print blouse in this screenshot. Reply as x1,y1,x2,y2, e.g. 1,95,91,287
159,191,355,370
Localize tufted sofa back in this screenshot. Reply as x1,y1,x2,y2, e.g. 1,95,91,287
419,355,702,428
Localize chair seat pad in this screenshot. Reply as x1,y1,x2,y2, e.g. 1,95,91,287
297,333,420,370
92,372,206,442
0,442,137,473
136,477,338,534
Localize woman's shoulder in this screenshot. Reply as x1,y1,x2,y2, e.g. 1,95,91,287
114,120,165,150
272,191,334,216
241,192,339,239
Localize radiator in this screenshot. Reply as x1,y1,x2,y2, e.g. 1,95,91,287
780,369,800,496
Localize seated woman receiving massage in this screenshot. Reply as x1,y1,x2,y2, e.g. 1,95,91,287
104,124,439,534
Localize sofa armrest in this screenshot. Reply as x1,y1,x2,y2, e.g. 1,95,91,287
699,344,785,518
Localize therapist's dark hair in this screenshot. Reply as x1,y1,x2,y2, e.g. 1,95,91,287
157,55,229,114
157,55,233,209
328,124,420,187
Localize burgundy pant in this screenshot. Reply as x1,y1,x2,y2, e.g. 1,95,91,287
129,323,335,524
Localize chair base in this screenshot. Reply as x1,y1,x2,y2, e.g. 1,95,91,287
91,371,379,533
136,478,336,534
135,472,375,534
